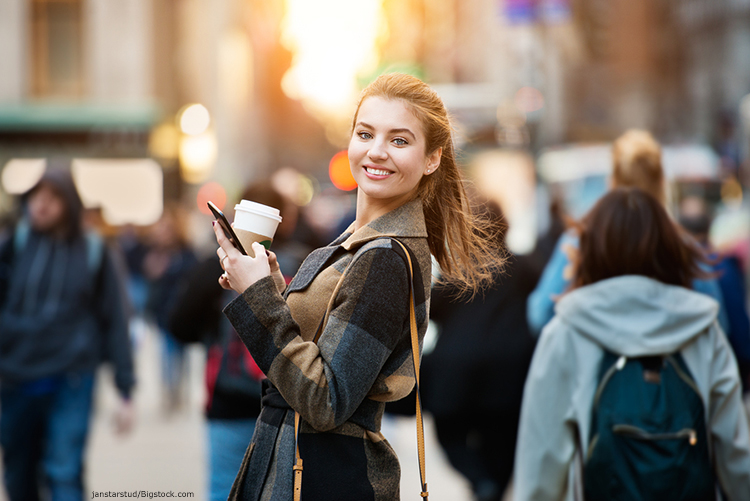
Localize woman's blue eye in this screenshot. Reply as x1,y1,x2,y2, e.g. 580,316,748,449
357,131,372,140
393,137,408,146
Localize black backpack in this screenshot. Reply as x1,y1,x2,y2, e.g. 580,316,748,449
583,350,716,501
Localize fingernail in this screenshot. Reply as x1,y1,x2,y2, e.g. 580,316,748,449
212,221,216,227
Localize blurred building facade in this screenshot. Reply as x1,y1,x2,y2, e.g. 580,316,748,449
0,0,335,213
569,0,750,144
0,0,156,160
1,0,749,207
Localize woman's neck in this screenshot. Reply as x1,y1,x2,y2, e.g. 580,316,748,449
353,189,415,231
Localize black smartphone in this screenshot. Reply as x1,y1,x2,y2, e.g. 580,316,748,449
207,201,247,255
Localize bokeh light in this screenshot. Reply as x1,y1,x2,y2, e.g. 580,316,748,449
179,104,211,136
514,87,545,114
329,150,357,191
149,122,180,160
197,182,227,215
72,159,163,226
179,132,217,184
271,167,316,206
1,159,46,194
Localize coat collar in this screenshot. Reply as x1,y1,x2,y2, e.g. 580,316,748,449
340,198,428,251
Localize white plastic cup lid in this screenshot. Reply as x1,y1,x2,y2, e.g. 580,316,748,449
234,200,282,222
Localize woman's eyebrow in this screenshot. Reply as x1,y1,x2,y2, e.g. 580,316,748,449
389,128,416,139
355,122,416,139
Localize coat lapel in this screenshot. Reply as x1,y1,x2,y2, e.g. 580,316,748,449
284,198,427,296
284,237,347,296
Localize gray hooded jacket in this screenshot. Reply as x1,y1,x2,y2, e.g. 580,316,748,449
0,169,134,398
514,275,750,501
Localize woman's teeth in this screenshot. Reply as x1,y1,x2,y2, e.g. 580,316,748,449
366,167,391,176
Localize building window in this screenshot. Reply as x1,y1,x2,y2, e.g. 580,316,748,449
30,0,84,98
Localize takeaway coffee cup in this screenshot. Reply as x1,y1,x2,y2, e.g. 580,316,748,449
233,200,283,257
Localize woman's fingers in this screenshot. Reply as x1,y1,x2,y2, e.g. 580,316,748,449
251,242,269,263
213,221,240,258
218,273,233,290
212,238,273,294
267,250,279,271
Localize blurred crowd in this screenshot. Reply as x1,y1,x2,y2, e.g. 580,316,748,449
1,127,750,501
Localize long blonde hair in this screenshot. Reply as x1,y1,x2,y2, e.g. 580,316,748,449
352,73,501,293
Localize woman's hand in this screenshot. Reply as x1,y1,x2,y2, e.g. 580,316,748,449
213,222,271,293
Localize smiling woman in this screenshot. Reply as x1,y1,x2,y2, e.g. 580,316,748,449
350,73,501,293
211,73,500,501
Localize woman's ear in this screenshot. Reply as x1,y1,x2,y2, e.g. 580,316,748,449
425,147,442,175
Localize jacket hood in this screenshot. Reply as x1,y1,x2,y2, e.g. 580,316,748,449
24,161,84,239
554,275,718,356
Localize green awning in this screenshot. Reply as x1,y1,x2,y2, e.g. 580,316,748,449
0,102,161,131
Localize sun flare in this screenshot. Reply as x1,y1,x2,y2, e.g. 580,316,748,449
281,0,385,119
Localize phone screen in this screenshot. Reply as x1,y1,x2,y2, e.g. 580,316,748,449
207,201,247,255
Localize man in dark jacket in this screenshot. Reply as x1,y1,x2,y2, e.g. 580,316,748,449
0,166,135,501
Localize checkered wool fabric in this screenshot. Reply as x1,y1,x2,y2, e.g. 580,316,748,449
224,199,431,501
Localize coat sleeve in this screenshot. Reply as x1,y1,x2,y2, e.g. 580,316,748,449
514,321,578,501
97,245,136,399
526,233,575,337
223,247,409,431
692,275,731,336
706,324,750,500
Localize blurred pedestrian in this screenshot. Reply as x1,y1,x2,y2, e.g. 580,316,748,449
514,188,750,501
679,196,750,393
0,166,135,501
527,129,730,336
142,204,197,412
423,202,537,501
211,73,500,500
168,180,315,501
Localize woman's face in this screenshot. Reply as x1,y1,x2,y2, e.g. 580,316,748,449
348,97,440,210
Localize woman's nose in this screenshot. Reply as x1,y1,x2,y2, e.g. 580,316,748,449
368,140,388,161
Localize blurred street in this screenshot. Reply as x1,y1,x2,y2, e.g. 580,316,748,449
1,321,484,501
2,0,750,499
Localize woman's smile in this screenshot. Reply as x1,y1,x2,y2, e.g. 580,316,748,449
363,164,393,178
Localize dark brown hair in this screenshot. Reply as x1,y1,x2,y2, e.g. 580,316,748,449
574,188,707,289
353,73,501,293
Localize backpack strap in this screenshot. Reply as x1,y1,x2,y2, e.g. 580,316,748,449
84,231,104,276
293,237,428,501
13,219,30,257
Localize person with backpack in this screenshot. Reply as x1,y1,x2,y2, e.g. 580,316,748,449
526,130,731,338
0,166,135,501
514,188,750,501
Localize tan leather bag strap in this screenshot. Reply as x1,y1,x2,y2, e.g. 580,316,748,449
293,238,428,500
391,238,429,499
293,411,303,501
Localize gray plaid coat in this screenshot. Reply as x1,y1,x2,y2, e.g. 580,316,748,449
224,199,431,501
